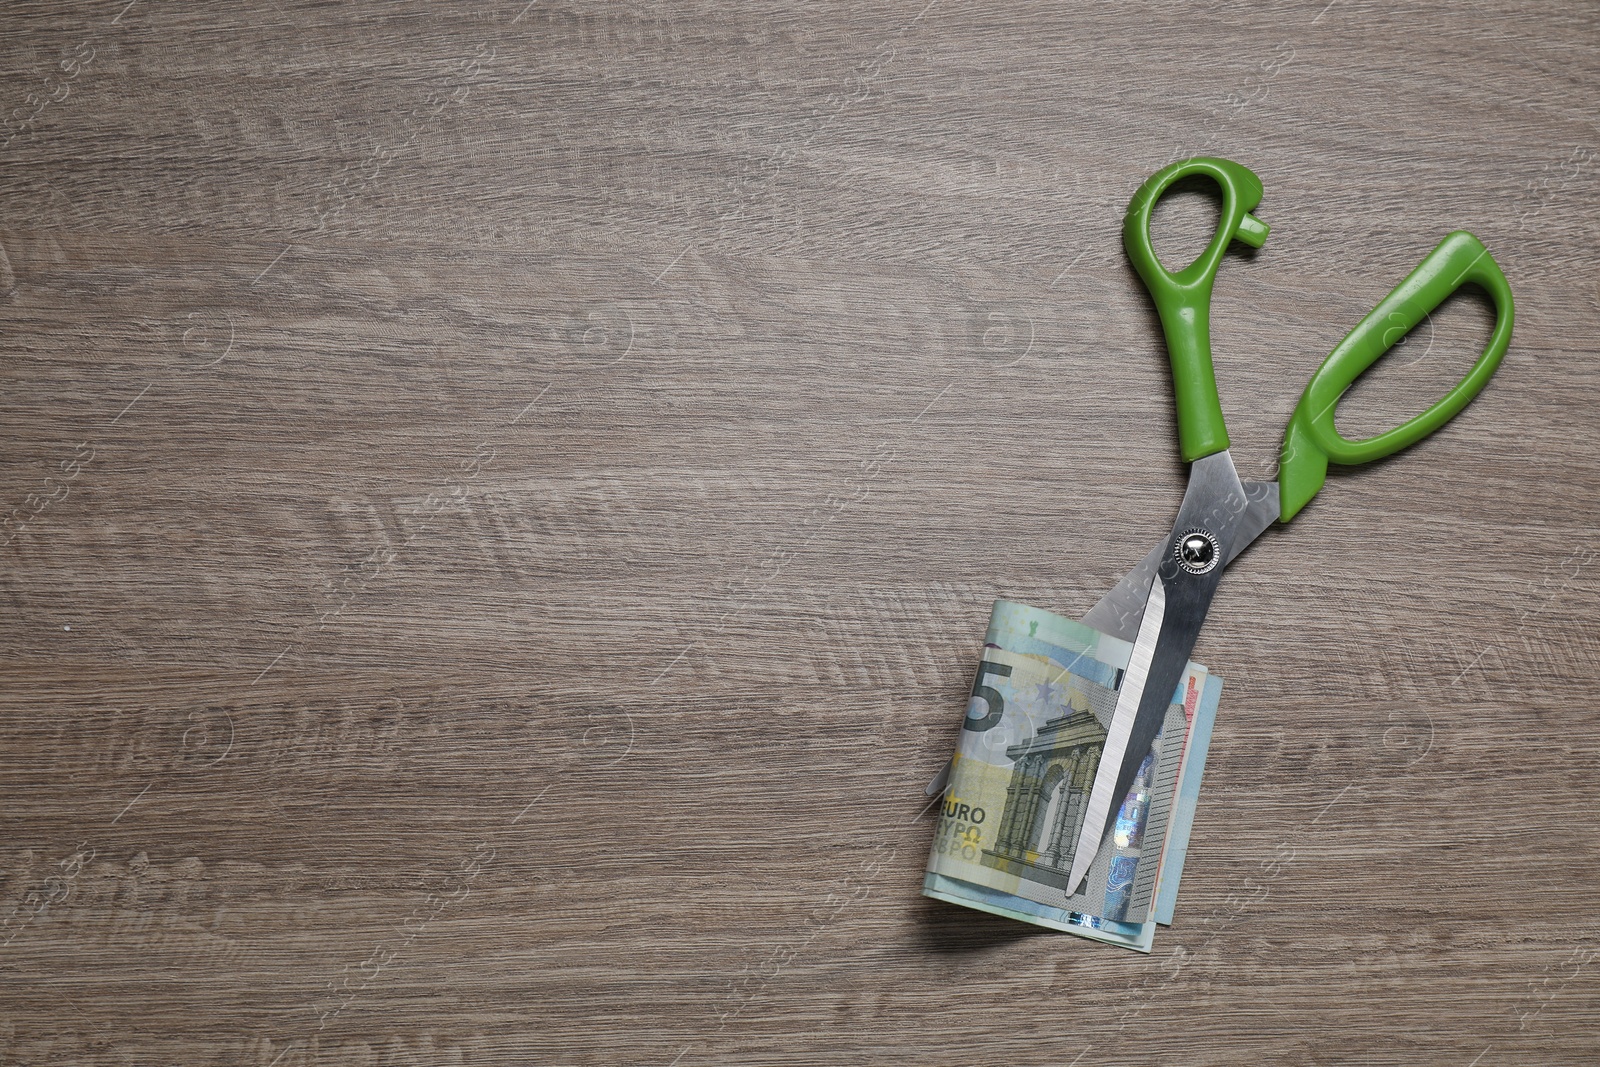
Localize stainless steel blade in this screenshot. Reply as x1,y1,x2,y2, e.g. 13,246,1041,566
1229,479,1280,563
1081,479,1278,642
927,479,1278,800
1065,451,1252,894
1064,573,1167,885
1078,540,1164,643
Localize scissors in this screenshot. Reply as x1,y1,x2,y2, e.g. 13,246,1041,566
1064,156,1517,891
928,157,1516,895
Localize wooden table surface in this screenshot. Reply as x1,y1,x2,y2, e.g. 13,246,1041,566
3,2,1597,1064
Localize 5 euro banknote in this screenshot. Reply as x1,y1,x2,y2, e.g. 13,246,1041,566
922,600,1221,951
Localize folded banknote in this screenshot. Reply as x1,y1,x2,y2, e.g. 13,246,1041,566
922,600,1221,951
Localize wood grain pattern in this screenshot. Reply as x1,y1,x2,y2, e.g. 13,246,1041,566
2,1,1597,1063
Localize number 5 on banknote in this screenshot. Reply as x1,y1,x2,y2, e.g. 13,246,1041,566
964,661,1011,732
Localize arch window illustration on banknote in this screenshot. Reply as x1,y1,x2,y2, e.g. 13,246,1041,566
922,600,1214,952
982,703,1107,886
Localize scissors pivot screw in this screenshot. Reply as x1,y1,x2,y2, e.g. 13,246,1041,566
1175,529,1220,574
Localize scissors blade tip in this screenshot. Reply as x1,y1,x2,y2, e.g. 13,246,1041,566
1066,849,1094,896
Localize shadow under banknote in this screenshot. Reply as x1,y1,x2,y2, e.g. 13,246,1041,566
908,895,1053,954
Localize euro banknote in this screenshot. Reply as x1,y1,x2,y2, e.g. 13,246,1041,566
924,669,1221,950
921,599,1222,951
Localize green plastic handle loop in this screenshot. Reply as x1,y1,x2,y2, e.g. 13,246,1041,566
1123,157,1271,463
1278,231,1515,521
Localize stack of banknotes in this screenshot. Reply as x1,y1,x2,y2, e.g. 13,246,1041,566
922,599,1221,952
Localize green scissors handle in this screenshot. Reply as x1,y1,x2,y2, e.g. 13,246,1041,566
1278,230,1515,519
1124,157,1515,522
1123,157,1271,463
